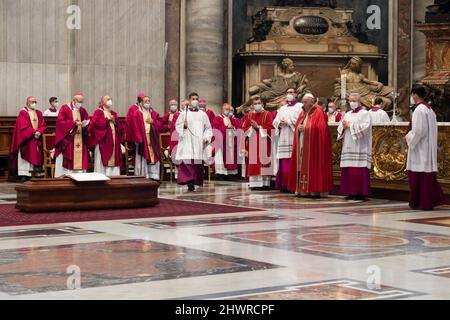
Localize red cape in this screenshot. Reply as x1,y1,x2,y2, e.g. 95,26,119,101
288,106,334,193
242,111,273,177
130,109,161,163
123,104,139,143
55,103,90,170
212,115,241,171
89,107,123,168
162,111,179,133
9,108,47,169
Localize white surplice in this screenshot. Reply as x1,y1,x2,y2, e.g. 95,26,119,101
337,109,373,169
175,109,213,164
272,102,303,159
406,103,438,173
369,109,390,124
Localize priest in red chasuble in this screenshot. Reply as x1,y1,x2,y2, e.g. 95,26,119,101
242,96,274,190
288,93,334,197
9,96,48,180
89,96,123,177
54,93,91,177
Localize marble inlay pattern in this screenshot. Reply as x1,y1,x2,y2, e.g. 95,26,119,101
128,214,309,229
0,226,101,241
180,279,424,300
207,224,450,260
0,240,279,296
414,266,450,279
404,216,450,228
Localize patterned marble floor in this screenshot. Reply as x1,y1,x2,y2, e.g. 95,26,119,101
0,181,449,300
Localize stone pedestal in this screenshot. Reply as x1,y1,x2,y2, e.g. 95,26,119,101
185,0,224,111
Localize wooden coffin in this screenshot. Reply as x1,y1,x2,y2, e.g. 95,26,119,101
15,176,160,213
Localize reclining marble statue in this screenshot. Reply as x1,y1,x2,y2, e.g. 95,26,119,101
334,56,394,111
238,58,311,114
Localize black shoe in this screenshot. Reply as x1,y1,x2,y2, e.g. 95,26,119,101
187,182,195,192
354,195,367,201
345,196,355,201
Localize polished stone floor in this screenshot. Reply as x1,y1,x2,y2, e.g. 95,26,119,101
0,181,449,300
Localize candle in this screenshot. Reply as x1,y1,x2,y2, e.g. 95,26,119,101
341,73,347,100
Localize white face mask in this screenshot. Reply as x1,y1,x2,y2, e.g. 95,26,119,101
410,96,416,105
106,100,113,108
30,103,37,110
143,103,151,110
254,105,263,112
170,105,178,113
328,108,335,114
286,94,294,102
52,103,59,109
191,100,199,108
350,102,359,110
74,102,82,109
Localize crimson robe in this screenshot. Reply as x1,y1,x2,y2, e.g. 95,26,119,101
242,111,273,177
130,108,161,164
288,106,334,194
55,103,90,171
89,107,123,169
212,115,241,171
123,104,139,143
162,111,179,133
9,108,47,170
205,109,216,125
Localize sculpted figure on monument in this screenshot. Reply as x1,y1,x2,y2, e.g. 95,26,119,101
238,58,311,114
335,56,394,110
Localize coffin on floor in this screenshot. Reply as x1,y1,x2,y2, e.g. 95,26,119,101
15,176,160,213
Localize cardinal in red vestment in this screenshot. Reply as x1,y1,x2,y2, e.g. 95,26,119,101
288,94,334,197
129,96,162,180
54,93,91,177
242,97,274,190
9,96,48,179
212,103,242,177
199,99,216,126
89,96,123,176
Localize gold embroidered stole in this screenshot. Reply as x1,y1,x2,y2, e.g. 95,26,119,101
72,108,83,170
103,108,116,167
140,109,155,164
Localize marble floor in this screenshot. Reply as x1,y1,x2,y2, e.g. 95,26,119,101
0,181,449,300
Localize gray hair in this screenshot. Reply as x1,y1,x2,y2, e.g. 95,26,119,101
349,92,361,100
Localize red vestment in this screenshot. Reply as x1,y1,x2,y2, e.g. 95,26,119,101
89,107,123,169
288,106,334,194
55,103,90,171
130,108,161,164
123,104,139,143
162,111,179,133
242,111,273,177
212,115,242,171
9,107,47,170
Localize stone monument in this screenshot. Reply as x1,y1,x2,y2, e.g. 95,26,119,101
238,58,311,113
236,5,386,111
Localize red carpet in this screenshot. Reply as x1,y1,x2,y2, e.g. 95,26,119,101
0,199,263,227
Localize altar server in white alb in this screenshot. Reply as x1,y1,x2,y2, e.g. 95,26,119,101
272,88,303,192
175,92,213,192
406,85,448,210
337,92,373,201
369,98,391,124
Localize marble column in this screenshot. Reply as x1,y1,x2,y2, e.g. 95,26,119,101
396,0,413,118
185,0,224,112
165,0,181,112
413,0,434,82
